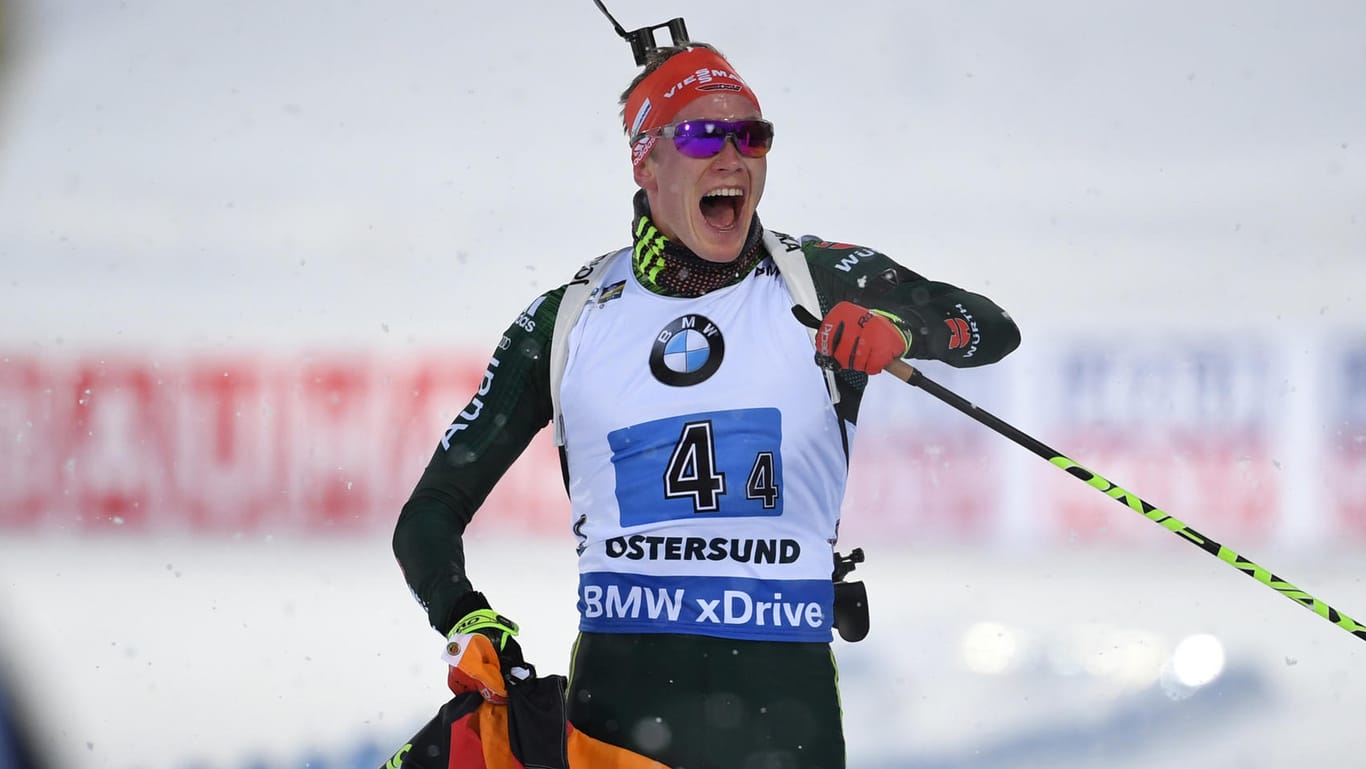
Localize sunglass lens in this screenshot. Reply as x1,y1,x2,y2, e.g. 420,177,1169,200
735,121,773,158
673,131,727,159
669,120,773,159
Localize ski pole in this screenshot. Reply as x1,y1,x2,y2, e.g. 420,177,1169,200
883,359,1366,644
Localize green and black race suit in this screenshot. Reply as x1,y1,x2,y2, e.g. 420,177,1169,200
394,234,1020,637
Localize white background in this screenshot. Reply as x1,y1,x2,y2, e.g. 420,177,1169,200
2,0,1364,351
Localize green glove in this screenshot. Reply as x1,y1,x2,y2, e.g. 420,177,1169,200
448,608,520,653
446,590,523,665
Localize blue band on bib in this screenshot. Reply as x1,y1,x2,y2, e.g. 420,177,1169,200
577,571,833,642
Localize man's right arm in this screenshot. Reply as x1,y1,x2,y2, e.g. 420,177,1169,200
393,287,563,635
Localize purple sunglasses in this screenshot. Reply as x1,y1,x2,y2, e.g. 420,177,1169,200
639,119,775,159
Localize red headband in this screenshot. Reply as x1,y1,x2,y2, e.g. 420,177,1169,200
623,47,762,167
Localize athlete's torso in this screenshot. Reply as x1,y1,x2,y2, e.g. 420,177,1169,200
560,251,847,642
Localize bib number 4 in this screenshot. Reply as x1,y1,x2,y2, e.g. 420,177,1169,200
609,408,785,525
664,420,779,514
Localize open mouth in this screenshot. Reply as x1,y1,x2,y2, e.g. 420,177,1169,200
699,187,745,231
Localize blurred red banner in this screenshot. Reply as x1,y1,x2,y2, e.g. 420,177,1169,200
2,344,1362,545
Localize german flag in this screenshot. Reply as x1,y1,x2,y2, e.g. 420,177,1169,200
383,633,667,769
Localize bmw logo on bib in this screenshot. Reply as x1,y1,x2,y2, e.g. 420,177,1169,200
650,314,726,386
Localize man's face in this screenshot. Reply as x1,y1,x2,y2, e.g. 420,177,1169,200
634,92,768,264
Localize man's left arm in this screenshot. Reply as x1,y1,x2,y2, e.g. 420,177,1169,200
880,274,1020,367
803,241,1020,368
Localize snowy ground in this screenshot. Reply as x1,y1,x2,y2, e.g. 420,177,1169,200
2,533,1363,769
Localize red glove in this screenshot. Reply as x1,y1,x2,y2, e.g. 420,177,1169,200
815,301,912,373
